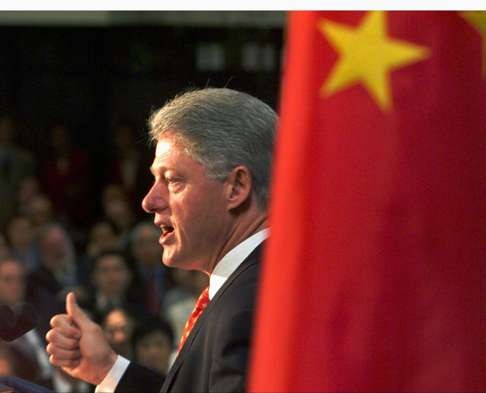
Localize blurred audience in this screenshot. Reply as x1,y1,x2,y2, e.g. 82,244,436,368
101,184,135,243
0,113,218,376
40,122,92,228
0,114,35,227
26,194,55,230
132,316,174,376
81,250,142,322
16,175,41,217
0,258,53,385
85,220,121,258
129,221,165,316
4,215,38,272
102,307,135,359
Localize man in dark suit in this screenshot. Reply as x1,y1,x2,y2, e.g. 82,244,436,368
46,88,276,392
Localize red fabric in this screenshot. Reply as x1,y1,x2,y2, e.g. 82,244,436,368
250,11,484,392
178,287,209,352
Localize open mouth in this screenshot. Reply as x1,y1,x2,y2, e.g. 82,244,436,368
161,225,174,241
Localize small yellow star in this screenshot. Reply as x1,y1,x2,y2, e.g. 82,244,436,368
461,11,486,77
318,11,430,111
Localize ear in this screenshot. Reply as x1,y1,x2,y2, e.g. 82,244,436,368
224,165,253,211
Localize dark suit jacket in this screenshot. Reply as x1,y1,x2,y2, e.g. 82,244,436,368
115,244,262,393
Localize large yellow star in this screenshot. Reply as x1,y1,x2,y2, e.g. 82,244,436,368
461,11,486,77
318,11,430,111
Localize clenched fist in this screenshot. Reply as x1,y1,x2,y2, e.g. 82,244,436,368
46,292,117,385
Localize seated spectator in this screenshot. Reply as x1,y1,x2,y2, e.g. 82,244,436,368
85,220,121,258
0,257,53,386
16,175,41,217
27,223,83,335
132,316,174,376
81,250,143,322
26,194,54,231
4,215,38,272
101,184,135,244
128,221,165,316
102,307,135,359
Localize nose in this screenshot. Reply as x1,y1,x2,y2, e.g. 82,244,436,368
142,182,167,214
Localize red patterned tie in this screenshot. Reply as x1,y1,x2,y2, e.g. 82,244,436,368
178,286,210,352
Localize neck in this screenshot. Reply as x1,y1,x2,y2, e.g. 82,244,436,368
203,209,267,275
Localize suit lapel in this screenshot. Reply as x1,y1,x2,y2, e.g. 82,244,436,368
160,245,262,392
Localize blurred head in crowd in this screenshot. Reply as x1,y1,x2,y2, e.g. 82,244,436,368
5,215,34,252
132,316,174,375
27,194,54,228
86,220,120,257
17,176,41,215
102,307,135,358
0,234,9,260
102,184,134,233
37,223,76,277
92,250,131,298
130,221,161,268
0,258,26,306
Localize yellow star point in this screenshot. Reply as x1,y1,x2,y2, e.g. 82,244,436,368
461,11,486,77
318,11,430,111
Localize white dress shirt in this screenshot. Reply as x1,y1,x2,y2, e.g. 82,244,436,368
96,229,268,393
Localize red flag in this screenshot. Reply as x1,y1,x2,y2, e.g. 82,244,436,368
250,11,484,392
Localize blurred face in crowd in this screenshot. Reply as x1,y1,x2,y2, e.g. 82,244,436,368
93,254,131,297
0,259,25,306
28,195,53,227
39,226,72,272
142,135,230,272
88,222,119,256
132,224,162,267
103,309,134,358
7,216,33,251
135,330,172,374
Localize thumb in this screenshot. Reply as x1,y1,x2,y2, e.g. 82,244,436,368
66,292,90,328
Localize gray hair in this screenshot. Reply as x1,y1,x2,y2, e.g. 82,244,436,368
148,88,277,210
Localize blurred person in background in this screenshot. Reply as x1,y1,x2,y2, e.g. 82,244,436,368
16,176,41,217
0,258,53,386
162,269,208,341
0,114,35,228
4,215,38,272
132,316,174,377
102,307,135,359
81,250,142,322
40,121,92,228
26,194,54,231
27,223,84,335
101,184,135,244
129,221,165,316
85,220,121,258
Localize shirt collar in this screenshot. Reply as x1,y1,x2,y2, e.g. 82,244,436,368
209,229,269,300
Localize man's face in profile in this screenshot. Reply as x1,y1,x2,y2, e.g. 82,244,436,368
142,134,230,272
